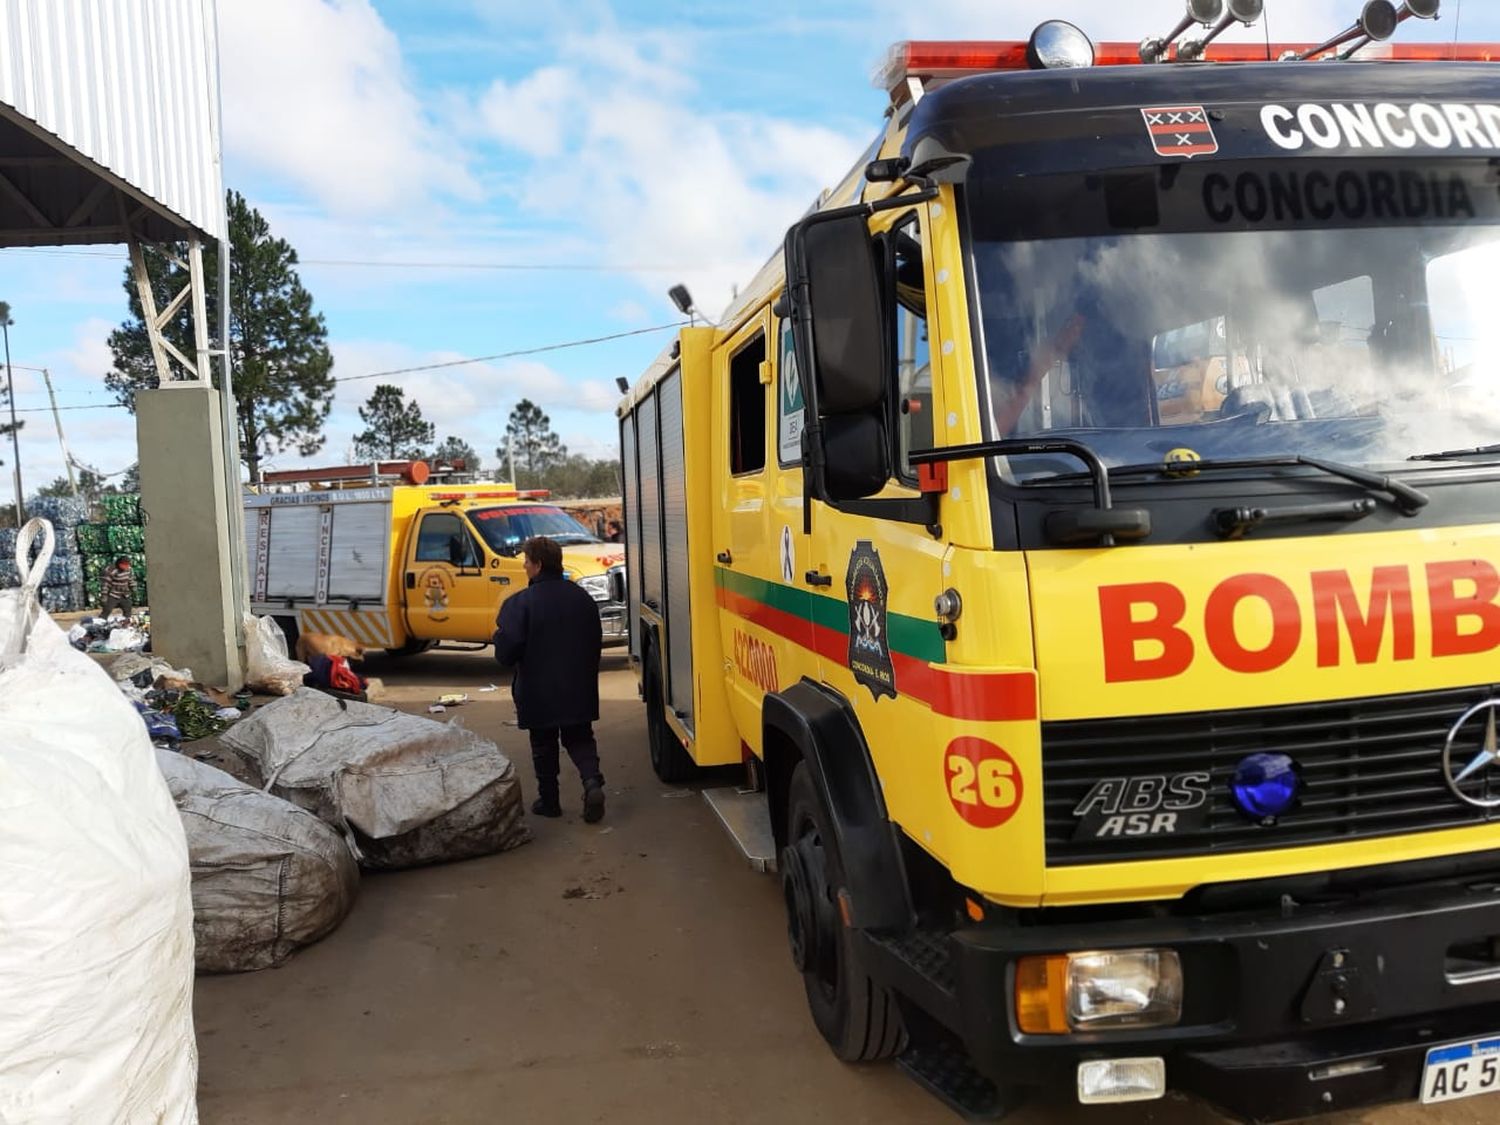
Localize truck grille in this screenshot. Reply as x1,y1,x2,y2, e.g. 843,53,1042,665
1043,686,1500,866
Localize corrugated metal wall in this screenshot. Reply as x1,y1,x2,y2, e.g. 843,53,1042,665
659,368,694,734
0,0,224,239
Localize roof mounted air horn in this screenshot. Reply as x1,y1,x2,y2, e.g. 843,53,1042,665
1289,0,1441,61
1177,0,1264,61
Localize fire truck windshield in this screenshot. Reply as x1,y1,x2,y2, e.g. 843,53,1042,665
468,505,599,552
965,158,1500,481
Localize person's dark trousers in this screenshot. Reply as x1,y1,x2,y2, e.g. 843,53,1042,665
528,723,602,804
102,597,131,618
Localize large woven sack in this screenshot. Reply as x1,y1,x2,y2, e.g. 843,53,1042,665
155,751,360,973
223,688,530,869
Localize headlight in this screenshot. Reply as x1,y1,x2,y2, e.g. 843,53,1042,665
578,574,611,602
1016,949,1182,1034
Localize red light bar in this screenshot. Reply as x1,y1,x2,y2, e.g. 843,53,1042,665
428,490,521,500
517,489,552,499
881,39,1500,96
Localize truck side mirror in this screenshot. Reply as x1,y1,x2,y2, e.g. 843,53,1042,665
786,211,891,503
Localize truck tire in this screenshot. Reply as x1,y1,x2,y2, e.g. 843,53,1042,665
781,761,906,1062
384,637,436,659
645,645,696,783
273,615,300,651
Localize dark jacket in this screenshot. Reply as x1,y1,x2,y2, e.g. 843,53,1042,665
493,571,602,730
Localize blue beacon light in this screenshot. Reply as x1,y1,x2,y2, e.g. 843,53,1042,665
1229,752,1302,822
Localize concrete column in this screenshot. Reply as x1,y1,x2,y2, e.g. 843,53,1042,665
137,384,245,689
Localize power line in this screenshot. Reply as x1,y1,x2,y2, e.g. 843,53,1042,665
12,402,123,413
10,320,686,408
301,258,695,273
9,246,712,274
331,321,684,383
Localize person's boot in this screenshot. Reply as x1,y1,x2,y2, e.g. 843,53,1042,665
582,777,606,824
531,795,562,818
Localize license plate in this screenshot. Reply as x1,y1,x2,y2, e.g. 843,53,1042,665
1421,1037,1500,1104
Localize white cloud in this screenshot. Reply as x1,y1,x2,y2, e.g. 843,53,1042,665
480,67,576,159
475,30,869,317
220,0,478,215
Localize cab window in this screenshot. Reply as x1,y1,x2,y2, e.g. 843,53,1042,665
729,334,767,474
415,513,475,565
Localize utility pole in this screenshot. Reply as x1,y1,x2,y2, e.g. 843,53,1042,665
506,432,517,486
40,369,78,498
0,303,21,526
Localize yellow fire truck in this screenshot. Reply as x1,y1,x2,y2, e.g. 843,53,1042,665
620,5,1500,1120
244,462,626,653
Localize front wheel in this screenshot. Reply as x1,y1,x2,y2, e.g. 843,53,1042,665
780,762,905,1061
383,637,436,659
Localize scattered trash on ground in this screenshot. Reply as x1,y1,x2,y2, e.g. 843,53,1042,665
222,688,532,869
427,704,446,714
156,750,359,973
302,652,367,701
479,684,498,693
67,613,152,653
438,692,469,706
242,614,310,696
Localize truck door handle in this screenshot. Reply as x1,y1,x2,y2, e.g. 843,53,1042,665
716,550,733,565
406,572,415,589
491,576,510,584
804,570,832,588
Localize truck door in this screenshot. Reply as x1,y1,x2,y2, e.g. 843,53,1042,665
712,313,811,745
403,509,493,642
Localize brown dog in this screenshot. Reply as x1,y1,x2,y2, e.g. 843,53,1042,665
295,632,367,665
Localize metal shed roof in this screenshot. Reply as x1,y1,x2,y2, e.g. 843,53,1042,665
0,0,225,245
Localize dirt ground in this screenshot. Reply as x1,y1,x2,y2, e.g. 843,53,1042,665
192,649,1493,1125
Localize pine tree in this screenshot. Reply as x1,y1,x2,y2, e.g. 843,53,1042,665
105,191,335,483
431,435,481,472
501,399,567,485
353,384,435,461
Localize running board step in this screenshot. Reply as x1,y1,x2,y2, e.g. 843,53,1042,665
702,787,776,873
899,1038,1016,1122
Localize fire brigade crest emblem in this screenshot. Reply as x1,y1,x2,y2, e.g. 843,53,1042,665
1141,105,1218,158
845,540,895,701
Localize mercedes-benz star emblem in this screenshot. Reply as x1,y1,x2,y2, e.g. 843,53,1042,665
1442,700,1500,809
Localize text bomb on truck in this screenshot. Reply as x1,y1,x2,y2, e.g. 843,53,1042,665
618,4,1500,1121
243,461,627,655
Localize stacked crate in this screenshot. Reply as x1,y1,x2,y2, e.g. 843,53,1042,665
32,498,88,613
78,493,148,609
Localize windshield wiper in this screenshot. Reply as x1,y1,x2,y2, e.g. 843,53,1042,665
1409,444,1500,462
1042,454,1429,516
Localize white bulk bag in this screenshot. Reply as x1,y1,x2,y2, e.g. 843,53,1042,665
156,750,360,973
0,519,197,1124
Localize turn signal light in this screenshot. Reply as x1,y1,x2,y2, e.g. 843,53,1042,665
1015,954,1071,1034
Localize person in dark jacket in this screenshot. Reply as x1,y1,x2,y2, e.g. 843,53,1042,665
493,536,605,821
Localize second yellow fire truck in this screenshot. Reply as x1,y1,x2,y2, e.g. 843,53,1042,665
620,3,1500,1120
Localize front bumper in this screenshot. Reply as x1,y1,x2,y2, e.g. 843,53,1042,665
597,601,627,643
943,876,1500,1121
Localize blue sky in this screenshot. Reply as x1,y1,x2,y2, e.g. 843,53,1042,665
1,0,1492,494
